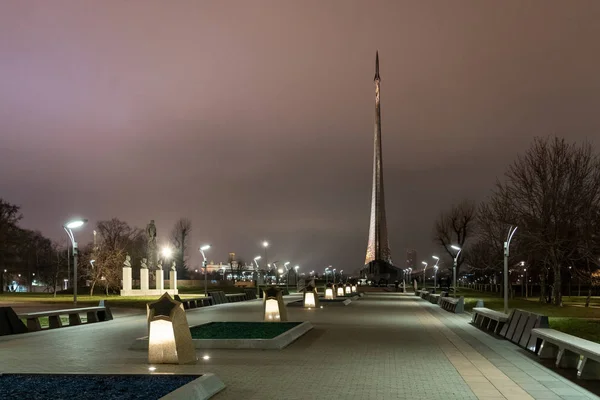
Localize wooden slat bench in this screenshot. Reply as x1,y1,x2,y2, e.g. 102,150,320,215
531,328,600,379
439,296,464,313
226,293,247,303
471,307,509,334
243,288,258,300
174,295,213,310
17,301,113,332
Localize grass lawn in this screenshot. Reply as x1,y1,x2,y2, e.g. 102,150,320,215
460,288,600,343
189,322,301,339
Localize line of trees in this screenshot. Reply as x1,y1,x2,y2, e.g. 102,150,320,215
434,137,600,306
0,204,253,295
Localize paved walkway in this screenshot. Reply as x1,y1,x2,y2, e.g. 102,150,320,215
0,293,598,400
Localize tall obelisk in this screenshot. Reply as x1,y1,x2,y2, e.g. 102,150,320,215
365,51,392,268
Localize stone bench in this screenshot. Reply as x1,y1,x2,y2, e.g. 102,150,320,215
471,307,508,334
428,293,441,304
499,309,549,351
174,295,213,310
531,328,600,379
439,296,464,313
419,291,430,299
415,290,425,297
17,301,113,332
226,293,247,303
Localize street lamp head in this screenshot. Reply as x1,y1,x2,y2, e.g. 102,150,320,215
200,245,211,251
65,219,87,229
284,261,290,267
254,255,261,261
421,261,427,266
451,245,461,251
432,255,439,260
278,268,283,274
294,265,299,270
263,241,269,248
161,247,173,259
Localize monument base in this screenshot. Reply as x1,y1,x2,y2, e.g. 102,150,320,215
120,289,178,297
362,260,402,285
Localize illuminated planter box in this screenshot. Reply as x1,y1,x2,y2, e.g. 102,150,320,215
263,287,288,322
147,293,196,365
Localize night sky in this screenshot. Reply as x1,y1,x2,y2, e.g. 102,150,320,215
1,1,600,273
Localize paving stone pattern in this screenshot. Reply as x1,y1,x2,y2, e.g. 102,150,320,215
0,294,597,400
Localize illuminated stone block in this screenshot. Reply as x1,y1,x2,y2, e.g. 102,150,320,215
147,293,196,365
303,284,319,308
263,287,287,322
345,285,351,295
336,287,344,297
351,285,357,293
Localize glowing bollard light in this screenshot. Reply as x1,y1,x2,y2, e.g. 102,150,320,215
345,285,351,295
325,283,334,300
325,288,334,300
147,293,196,365
263,287,287,322
351,285,357,293
303,283,319,308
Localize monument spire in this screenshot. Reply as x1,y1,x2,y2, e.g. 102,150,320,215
365,51,392,269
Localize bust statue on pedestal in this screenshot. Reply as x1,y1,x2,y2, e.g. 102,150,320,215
124,254,132,268
141,258,148,269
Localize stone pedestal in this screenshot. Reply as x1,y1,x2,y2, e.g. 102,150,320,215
170,270,177,291
156,270,164,292
122,267,132,292
147,293,196,365
141,269,149,291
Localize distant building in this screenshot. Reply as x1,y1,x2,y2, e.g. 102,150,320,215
406,249,417,269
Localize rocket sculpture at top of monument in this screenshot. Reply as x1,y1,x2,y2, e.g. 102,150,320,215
365,51,392,266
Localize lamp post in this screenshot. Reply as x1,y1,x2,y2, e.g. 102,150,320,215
450,245,462,298
262,240,269,275
294,265,299,286
421,262,428,286
284,261,290,292
333,268,336,285
432,256,440,292
325,266,331,284
63,219,87,306
199,245,211,297
503,226,518,314
253,256,262,296
524,267,528,299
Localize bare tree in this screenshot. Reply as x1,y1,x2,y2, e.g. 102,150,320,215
88,219,143,295
170,218,192,278
491,137,600,306
433,199,477,277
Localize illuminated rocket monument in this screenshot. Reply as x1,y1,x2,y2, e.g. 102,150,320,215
364,52,399,283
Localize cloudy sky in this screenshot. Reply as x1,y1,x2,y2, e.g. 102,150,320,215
1,1,600,273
